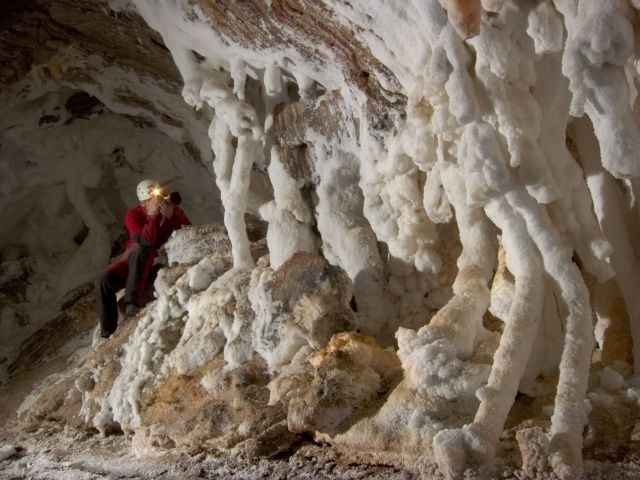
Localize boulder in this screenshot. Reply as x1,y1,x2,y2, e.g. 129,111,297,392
250,252,357,371
272,332,401,436
164,216,267,265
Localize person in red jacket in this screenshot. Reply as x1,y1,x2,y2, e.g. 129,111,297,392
95,179,190,338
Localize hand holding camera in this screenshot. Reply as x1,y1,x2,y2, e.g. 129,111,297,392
159,201,174,219
151,187,181,220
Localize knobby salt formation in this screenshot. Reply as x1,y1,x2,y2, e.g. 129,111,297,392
121,0,640,477
5,1,640,479
126,0,640,476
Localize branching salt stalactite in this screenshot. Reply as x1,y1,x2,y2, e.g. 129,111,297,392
530,36,614,283
507,186,594,479
422,3,606,476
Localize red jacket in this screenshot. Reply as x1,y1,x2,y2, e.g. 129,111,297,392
107,204,190,298
123,204,190,252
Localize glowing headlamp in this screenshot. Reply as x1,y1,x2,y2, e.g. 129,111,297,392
150,184,182,206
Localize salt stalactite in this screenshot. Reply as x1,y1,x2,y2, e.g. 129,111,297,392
313,140,392,337
529,38,615,284
395,164,495,401
560,0,640,179
357,19,445,280
399,165,494,403
131,0,205,111
296,95,394,337
470,11,560,205
264,146,317,269
201,74,264,270
383,116,442,274
226,135,260,269
433,192,544,469
573,116,640,372
438,165,495,358
261,64,290,157
508,187,594,479
147,14,275,272
407,2,604,476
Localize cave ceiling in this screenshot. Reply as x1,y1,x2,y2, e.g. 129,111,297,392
0,0,180,90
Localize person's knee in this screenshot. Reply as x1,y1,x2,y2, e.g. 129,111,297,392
95,272,111,290
131,242,151,258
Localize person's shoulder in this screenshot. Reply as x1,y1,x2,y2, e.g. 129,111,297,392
125,204,144,220
174,206,191,224
173,205,188,217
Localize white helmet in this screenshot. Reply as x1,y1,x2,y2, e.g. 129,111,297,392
136,179,159,201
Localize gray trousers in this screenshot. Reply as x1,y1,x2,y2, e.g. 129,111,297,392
94,243,150,337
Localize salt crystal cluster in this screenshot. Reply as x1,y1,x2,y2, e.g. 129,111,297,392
88,0,640,477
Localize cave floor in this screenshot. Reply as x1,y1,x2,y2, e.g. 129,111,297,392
1,420,640,480
0,421,418,480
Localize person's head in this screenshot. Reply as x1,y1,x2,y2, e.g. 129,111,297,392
136,179,160,210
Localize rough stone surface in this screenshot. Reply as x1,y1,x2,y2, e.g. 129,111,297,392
164,217,267,265
250,252,358,371
136,355,298,457
7,288,95,377
0,0,180,90
197,0,405,125
278,332,401,436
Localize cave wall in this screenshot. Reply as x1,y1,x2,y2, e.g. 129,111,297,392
0,0,221,380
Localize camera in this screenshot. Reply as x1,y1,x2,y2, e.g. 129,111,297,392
152,188,182,205
162,191,182,206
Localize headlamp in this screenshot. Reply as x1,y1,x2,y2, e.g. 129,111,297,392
149,185,182,206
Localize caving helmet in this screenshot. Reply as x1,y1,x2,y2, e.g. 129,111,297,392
136,178,160,202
